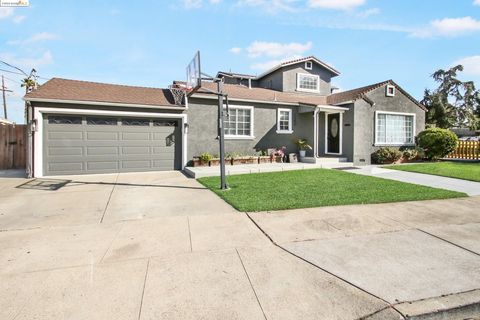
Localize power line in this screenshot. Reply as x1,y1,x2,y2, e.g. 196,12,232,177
0,75,22,85
0,67,51,81
0,60,28,76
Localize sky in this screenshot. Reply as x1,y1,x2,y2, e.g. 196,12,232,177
1,0,480,124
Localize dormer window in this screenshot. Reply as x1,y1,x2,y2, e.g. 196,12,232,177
297,73,320,92
305,61,313,70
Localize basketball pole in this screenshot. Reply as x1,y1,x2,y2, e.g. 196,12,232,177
216,79,228,190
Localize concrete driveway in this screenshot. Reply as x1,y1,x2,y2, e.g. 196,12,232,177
0,170,403,320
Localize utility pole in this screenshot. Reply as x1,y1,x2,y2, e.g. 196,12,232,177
1,75,13,119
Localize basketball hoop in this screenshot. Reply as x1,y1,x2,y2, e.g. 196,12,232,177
168,84,191,106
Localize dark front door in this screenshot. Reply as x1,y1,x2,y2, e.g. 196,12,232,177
326,113,340,154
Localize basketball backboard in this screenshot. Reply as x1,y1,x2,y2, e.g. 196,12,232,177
186,51,201,95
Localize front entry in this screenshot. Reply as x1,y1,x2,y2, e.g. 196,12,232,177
326,113,341,154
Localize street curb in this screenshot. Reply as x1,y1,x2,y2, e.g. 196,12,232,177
394,289,480,320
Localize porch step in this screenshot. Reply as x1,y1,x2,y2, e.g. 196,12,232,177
302,157,349,163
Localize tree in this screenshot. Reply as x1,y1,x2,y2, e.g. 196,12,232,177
422,65,480,130
20,77,36,93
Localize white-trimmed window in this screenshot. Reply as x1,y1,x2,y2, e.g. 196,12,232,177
305,61,313,70
386,85,396,97
297,73,320,92
375,111,415,145
224,106,254,139
277,108,293,134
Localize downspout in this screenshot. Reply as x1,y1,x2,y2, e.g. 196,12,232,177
25,101,33,178
313,107,320,158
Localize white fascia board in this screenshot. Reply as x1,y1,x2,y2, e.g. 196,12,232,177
318,104,349,112
24,97,185,111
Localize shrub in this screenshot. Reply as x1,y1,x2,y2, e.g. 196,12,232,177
417,128,458,160
401,147,426,161
199,152,213,163
371,147,402,164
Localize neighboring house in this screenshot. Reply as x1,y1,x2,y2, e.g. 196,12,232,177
24,56,425,177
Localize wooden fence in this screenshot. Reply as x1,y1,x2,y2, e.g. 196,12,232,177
445,140,480,160
0,124,27,169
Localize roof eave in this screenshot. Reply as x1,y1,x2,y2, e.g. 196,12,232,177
24,97,184,110
255,57,340,80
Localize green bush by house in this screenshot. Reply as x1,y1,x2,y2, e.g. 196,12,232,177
417,128,458,160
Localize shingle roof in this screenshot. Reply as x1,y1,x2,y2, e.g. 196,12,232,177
256,55,341,79
25,78,178,107
193,81,328,106
216,71,256,79
327,80,427,111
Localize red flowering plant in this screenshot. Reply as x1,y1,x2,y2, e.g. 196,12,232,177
270,146,287,162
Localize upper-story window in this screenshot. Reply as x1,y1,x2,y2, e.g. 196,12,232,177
297,73,320,93
305,61,313,70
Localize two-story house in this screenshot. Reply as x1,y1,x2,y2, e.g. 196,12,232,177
24,56,426,177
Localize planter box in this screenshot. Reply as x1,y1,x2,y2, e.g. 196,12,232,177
232,156,257,165
258,156,271,164
209,158,232,166
192,158,209,167
272,155,284,163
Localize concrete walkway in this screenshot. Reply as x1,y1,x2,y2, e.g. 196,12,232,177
350,165,480,196
184,160,353,178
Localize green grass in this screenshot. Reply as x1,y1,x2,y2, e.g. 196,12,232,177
197,169,466,212
384,162,480,182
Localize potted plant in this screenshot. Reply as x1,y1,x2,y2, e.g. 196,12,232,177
270,146,286,163
296,138,312,158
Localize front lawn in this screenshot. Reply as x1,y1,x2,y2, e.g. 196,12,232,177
197,169,466,212
384,162,480,182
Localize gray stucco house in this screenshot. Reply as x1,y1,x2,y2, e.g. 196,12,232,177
24,56,425,177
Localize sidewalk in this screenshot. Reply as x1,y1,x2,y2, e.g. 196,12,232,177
249,196,480,319
350,165,480,196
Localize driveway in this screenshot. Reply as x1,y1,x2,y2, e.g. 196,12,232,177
2,170,479,319
0,170,402,320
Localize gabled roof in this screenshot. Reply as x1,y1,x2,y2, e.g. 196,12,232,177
327,80,427,111
256,56,341,80
24,78,179,108
191,81,328,106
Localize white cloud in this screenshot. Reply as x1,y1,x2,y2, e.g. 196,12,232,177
236,0,299,14
250,55,303,71
229,47,242,54
8,32,59,46
411,16,480,38
182,0,202,9
246,40,312,58
308,0,366,10
0,7,14,19
355,7,380,18
13,15,25,23
454,55,480,76
0,51,54,70
181,0,221,8
474,0,480,6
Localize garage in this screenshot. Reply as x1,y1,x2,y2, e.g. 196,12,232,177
43,114,182,175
